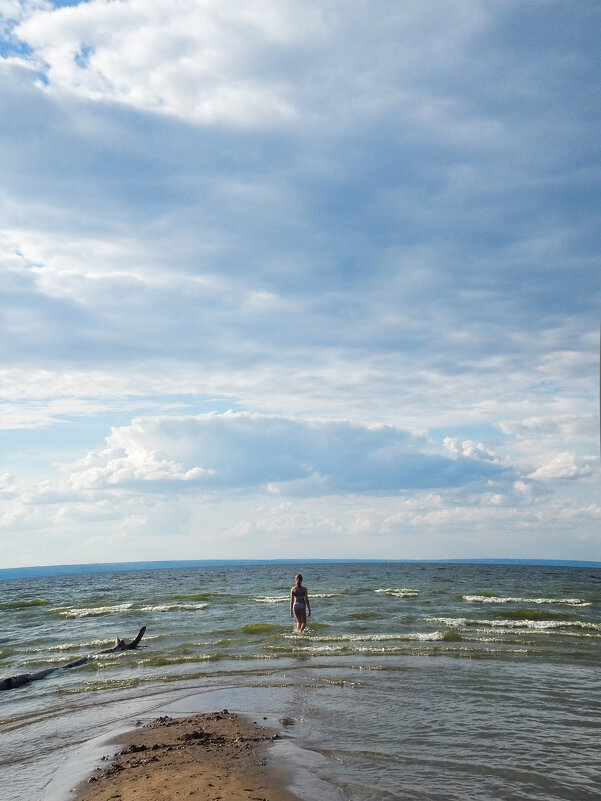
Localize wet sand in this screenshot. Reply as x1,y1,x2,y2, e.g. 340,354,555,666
73,710,301,801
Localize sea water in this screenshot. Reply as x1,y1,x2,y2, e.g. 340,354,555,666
1,561,601,800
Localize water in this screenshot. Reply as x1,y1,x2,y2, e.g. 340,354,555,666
2,561,601,800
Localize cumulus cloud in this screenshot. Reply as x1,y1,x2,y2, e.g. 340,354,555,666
528,452,596,481
497,415,599,484
64,412,511,494
442,437,498,461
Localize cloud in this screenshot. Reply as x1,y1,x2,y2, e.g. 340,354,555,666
528,452,596,481
64,412,511,494
5,0,500,136
2,1,598,380
497,414,599,483
0,472,19,500
13,0,323,126
499,415,597,443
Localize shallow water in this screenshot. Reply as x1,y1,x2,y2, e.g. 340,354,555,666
2,561,601,800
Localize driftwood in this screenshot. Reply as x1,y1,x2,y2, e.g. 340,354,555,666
0,626,146,692
101,626,147,653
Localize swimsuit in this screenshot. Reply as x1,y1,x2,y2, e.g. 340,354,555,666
292,588,306,613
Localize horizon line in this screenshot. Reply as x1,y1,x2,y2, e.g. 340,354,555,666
1,557,601,580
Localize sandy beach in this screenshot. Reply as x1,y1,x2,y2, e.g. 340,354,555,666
73,711,301,801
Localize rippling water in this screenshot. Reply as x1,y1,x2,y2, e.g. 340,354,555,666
2,561,601,800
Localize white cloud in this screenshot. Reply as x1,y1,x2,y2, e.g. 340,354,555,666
14,0,324,126
497,415,599,484
499,415,597,443
6,0,534,153
528,452,596,481
442,437,498,461
0,472,18,500
68,446,209,491
63,412,511,494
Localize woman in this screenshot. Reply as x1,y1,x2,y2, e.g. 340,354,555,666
290,573,311,632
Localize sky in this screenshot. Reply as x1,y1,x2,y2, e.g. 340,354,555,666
0,0,599,568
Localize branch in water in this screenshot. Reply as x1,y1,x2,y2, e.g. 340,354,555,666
0,626,147,692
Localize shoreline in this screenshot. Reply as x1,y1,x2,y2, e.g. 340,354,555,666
72,710,302,801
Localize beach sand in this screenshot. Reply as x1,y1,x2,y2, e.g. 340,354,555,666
73,710,301,801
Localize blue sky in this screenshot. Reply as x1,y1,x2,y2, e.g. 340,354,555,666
0,0,599,568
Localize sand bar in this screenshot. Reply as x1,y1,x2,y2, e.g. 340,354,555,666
73,710,301,801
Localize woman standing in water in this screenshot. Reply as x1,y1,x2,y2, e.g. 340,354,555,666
290,573,311,632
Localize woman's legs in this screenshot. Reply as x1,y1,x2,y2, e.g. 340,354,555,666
293,604,306,631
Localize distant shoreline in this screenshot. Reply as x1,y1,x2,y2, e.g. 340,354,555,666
2,556,601,581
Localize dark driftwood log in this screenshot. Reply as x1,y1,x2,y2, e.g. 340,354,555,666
0,626,147,692
100,625,147,653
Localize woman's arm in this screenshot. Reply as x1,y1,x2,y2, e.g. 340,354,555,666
290,588,294,616
305,589,311,616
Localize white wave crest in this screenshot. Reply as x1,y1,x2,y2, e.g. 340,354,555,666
428,616,601,633
486,619,601,632
137,603,208,612
254,593,336,603
57,603,134,618
427,617,468,627
375,588,420,598
284,631,443,644
462,595,590,606
253,596,288,603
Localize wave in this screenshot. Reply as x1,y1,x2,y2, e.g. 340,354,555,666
32,639,108,654
0,599,49,610
55,601,208,618
280,622,329,632
242,623,287,634
267,634,456,657
55,603,134,618
281,632,444,644
139,653,224,666
375,588,420,598
462,594,590,607
253,596,288,604
489,619,601,633
428,616,601,633
58,675,156,694
137,603,208,613
442,629,463,642
253,593,336,603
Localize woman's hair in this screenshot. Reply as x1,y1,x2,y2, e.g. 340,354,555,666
295,574,303,583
